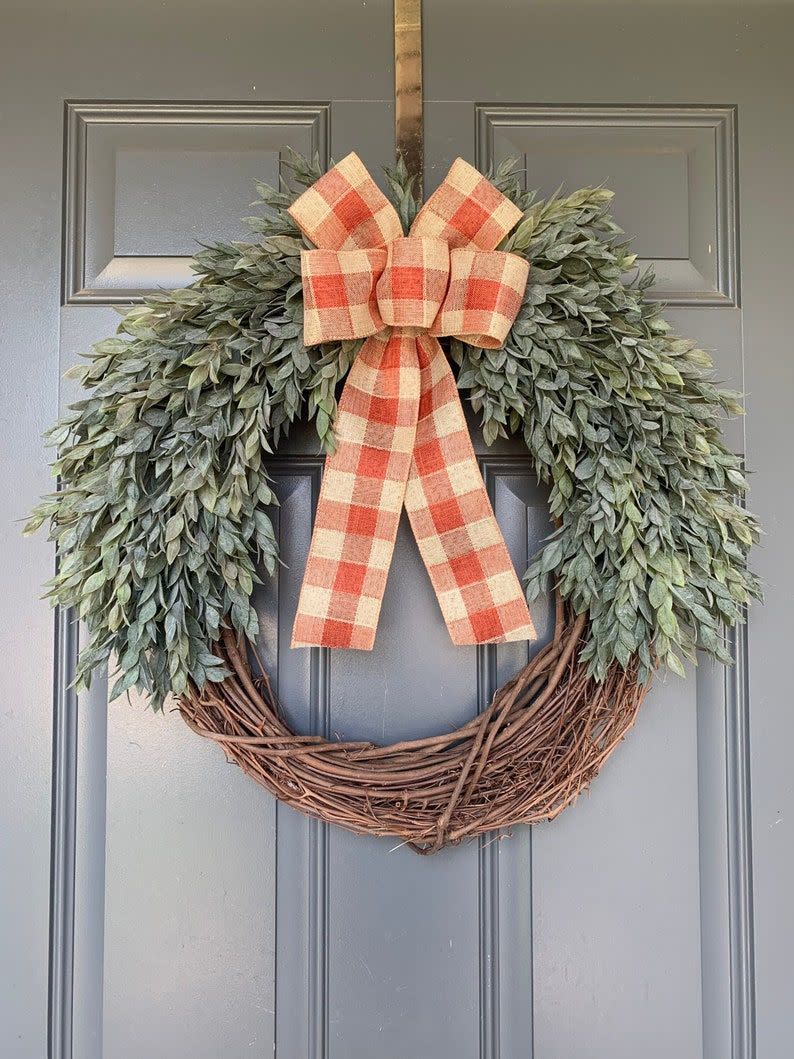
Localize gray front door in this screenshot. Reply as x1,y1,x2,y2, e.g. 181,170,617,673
2,2,792,1057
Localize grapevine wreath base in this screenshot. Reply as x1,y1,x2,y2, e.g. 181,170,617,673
179,594,648,853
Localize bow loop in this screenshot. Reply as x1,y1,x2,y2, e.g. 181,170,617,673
410,157,524,250
288,152,402,251
430,248,529,349
300,247,387,347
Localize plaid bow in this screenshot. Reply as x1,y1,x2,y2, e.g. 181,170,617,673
289,153,536,650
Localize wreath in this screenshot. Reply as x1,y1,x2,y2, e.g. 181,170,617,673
26,151,760,853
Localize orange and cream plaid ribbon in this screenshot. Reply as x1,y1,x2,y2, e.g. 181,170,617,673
289,152,536,650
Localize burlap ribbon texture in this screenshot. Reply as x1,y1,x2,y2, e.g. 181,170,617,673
289,153,536,650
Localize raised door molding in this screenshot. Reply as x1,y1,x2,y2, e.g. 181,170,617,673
476,104,738,307
62,101,330,304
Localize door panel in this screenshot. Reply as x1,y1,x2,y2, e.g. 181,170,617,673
63,103,330,303
477,104,738,306
2,2,793,1058
469,105,742,1059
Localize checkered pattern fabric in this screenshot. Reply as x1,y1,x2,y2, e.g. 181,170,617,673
411,157,524,250
288,153,536,650
403,334,537,645
291,331,420,649
289,151,403,251
375,237,450,330
429,249,529,350
300,247,388,346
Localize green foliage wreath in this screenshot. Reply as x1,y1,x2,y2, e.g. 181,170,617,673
26,153,760,711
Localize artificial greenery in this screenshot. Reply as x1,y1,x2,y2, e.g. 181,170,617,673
26,153,760,708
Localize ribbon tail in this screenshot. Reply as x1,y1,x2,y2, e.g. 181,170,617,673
291,331,420,649
403,336,537,646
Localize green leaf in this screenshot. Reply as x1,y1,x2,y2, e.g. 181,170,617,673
164,514,183,542
648,577,668,610
78,567,106,595
665,651,686,678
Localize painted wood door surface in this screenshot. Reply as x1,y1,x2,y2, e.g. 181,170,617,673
2,2,792,1057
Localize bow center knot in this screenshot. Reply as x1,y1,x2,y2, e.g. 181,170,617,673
376,236,450,331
